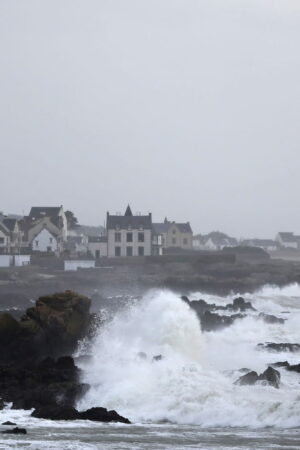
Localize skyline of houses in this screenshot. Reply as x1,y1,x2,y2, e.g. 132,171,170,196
1,204,300,260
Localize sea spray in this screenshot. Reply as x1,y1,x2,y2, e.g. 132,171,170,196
78,287,300,427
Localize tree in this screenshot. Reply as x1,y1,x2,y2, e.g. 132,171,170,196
65,210,78,229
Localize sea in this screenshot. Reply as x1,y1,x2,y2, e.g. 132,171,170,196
0,284,300,449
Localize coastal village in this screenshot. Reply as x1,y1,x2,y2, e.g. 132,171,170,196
0,204,299,268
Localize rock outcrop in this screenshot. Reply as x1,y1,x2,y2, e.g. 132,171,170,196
31,406,131,424
257,343,300,353
235,366,280,388
0,290,91,363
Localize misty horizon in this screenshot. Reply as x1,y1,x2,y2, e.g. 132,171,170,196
1,1,300,237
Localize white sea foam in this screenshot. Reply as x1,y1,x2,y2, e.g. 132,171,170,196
78,286,300,427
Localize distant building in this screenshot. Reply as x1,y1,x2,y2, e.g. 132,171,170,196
107,205,152,257
276,232,300,249
88,236,108,258
193,231,237,251
241,239,278,252
0,214,22,254
152,219,193,255
0,222,10,254
21,206,67,255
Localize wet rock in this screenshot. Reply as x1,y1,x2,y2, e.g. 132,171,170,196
258,313,285,324
32,406,131,424
287,363,300,374
272,361,290,367
0,356,89,410
32,406,80,420
257,343,300,352
258,367,280,388
1,421,16,426
235,371,259,386
152,355,163,362
80,407,131,424
232,297,256,312
235,367,280,388
2,427,27,434
200,311,245,332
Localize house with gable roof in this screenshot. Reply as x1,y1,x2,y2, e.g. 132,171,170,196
152,218,193,255
107,205,152,257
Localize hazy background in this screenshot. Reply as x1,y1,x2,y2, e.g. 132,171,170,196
0,0,299,238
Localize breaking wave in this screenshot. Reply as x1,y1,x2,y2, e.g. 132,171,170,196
79,286,300,427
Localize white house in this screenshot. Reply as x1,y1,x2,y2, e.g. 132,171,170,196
193,232,237,251
88,236,108,258
31,228,59,253
276,232,300,249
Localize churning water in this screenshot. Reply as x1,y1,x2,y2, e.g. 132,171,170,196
1,284,300,449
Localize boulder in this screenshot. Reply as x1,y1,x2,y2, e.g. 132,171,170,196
258,367,280,388
2,421,16,426
79,407,131,424
235,366,280,388
232,297,256,311
235,371,259,386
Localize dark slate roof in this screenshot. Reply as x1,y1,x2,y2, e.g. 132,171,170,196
107,214,152,230
88,236,107,243
2,218,17,232
0,222,9,236
152,223,170,234
153,221,192,234
29,207,61,220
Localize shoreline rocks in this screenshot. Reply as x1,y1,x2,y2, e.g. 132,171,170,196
31,406,131,424
235,366,280,388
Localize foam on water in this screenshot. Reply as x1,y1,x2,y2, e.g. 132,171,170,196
78,286,300,427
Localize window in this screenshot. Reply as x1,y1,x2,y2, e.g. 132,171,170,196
115,232,121,242
138,232,144,242
35,240,39,247
172,229,176,234
127,232,133,242
172,237,176,245
183,238,188,245
138,246,144,256
126,246,133,256
0,238,4,244
49,237,53,244
95,250,100,259
115,246,121,257
47,246,51,252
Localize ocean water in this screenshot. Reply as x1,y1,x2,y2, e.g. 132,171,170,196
1,284,300,449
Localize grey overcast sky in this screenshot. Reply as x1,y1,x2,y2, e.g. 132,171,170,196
0,0,300,238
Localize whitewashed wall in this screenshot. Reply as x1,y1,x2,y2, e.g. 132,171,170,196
64,260,96,271
0,255,13,267
32,229,58,252
14,255,31,266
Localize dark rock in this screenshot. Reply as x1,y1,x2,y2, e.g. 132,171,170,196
258,366,280,388
0,356,89,410
152,355,163,362
200,311,245,332
257,343,300,353
287,363,300,374
232,297,256,311
80,407,131,424
272,361,290,367
32,406,80,420
235,371,259,386
0,291,91,364
259,313,285,324
235,366,280,388
32,406,131,424
1,421,16,426
2,427,27,434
